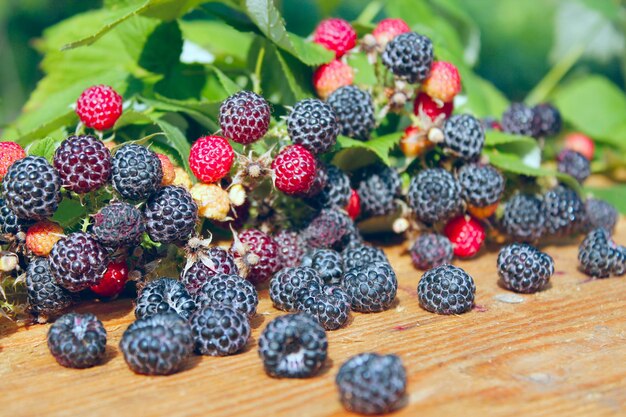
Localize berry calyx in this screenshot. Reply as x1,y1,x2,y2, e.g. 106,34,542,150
271,145,316,195
372,18,410,45
345,189,361,220
90,259,129,298
444,215,486,258
26,220,64,257
399,125,433,158
189,135,234,184
0,142,26,182
564,132,594,161
421,61,461,103
312,18,357,58
413,92,454,121
313,59,354,99
75,85,123,130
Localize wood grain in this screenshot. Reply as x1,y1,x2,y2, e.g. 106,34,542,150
2,222,626,417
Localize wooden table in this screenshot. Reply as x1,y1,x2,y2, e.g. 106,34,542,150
2,222,626,417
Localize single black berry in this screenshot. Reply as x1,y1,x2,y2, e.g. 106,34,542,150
92,201,145,248
557,149,590,184
26,257,72,320
53,134,111,193
409,233,453,270
584,198,617,233
541,185,585,237
442,114,485,160
181,247,239,295
135,278,196,320
355,166,401,218
382,32,433,83
578,228,625,278
194,273,258,318
309,164,351,209
501,103,536,137
497,243,554,293
219,90,271,144
47,313,107,368
500,193,545,243
296,281,350,330
342,244,388,271
287,98,339,155
111,144,162,200
408,168,462,225
302,208,352,249
144,186,198,244
532,103,562,137
270,267,323,312
327,86,375,141
49,232,109,292
305,249,343,285
343,261,397,312
418,264,475,314
0,197,30,243
457,163,504,208
190,305,250,356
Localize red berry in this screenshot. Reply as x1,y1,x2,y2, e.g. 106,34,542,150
313,59,354,99
345,189,361,220
399,125,434,157
444,215,485,258
421,61,461,103
0,142,26,181
189,135,234,183
312,18,357,58
564,132,594,160
413,92,453,121
219,91,271,144
90,259,129,298
26,220,64,257
372,18,410,45
271,145,316,195
75,85,123,130
231,229,281,285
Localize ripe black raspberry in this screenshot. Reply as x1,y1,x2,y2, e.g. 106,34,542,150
343,261,397,312
381,31,433,83
497,243,554,293
190,305,250,356
302,208,352,249
578,228,625,278
327,86,375,140
457,163,505,208
144,186,198,244
584,198,617,233
274,230,307,268
342,244,388,271
270,267,323,312
194,273,258,318
501,103,536,137
92,201,144,248
305,249,343,285
0,198,30,243
219,90,271,144
408,168,462,225
541,185,585,237
557,149,590,184
532,103,562,137
500,193,545,243
409,233,453,270
355,166,401,217
310,165,351,209
111,144,162,200
47,313,107,368
135,278,196,320
181,247,239,295
53,134,111,193
418,264,475,314
26,257,72,319
296,282,350,330
287,98,339,154
336,353,407,415
1,156,61,220
442,114,485,160
120,312,193,375
258,313,328,378
49,232,109,292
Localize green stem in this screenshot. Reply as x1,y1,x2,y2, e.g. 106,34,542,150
252,47,266,95
356,1,383,25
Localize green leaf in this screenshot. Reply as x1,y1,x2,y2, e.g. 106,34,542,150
484,130,537,147
347,53,377,86
149,115,192,173
334,132,401,166
180,20,253,68
274,48,310,102
52,199,88,229
585,185,626,214
26,137,62,162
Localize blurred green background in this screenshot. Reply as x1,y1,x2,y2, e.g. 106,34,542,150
1,0,624,127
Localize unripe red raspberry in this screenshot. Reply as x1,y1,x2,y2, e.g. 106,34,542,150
372,18,410,45
564,132,594,160
421,61,461,103
413,92,453,121
313,59,354,99
345,189,361,220
271,145,316,195
444,215,485,258
75,85,123,130
313,18,357,58
90,259,129,298
189,135,234,183
0,142,26,182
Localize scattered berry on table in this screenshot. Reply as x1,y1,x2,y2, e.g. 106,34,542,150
272,145,317,195
190,305,250,356
47,313,107,368
413,92,453,121
92,201,145,248
119,312,193,376
312,59,354,99
497,243,554,293
343,261,397,312
2,156,61,221
342,244,388,271
270,266,323,312
111,144,162,200
75,85,123,130
219,90,270,145
26,257,72,320
135,277,196,320
309,165,351,209
442,114,485,160
564,132,594,160
0,141,26,182
501,103,536,137
306,249,343,285
418,264,475,314
90,259,129,298
302,208,352,249
409,233,454,270
408,168,462,225
0,198,30,243
355,166,401,218
312,18,356,58
444,215,486,258
584,198,617,234
25,220,63,257
189,135,234,184
382,32,433,83
144,186,198,244
53,134,111,193
49,232,109,292
156,153,176,186
541,185,585,237
372,18,410,45
457,163,504,219
230,229,281,285
181,246,239,295
336,353,407,415
421,61,461,103
296,281,350,330
531,103,562,137
578,228,625,278
194,273,258,318
500,193,545,243
557,149,590,184
273,230,307,268
287,99,339,155
258,313,328,378
327,86,375,141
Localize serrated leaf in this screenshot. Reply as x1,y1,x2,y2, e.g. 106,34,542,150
51,199,88,229
484,130,537,147
585,185,626,214
26,137,62,162
335,132,401,166
180,20,253,68
149,115,192,173
274,48,310,102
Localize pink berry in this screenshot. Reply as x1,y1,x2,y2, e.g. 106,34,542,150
564,132,594,160
76,85,123,130
413,92,453,121
345,189,361,220
444,215,485,258
312,18,357,58
231,229,281,285
189,135,235,183
313,59,354,99
0,142,26,182
271,145,317,195
372,18,410,45
421,61,461,103
90,259,129,298
219,91,271,144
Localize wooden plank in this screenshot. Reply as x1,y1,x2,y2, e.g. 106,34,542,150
1,222,626,417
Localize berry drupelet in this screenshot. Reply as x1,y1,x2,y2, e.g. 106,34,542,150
47,313,107,368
